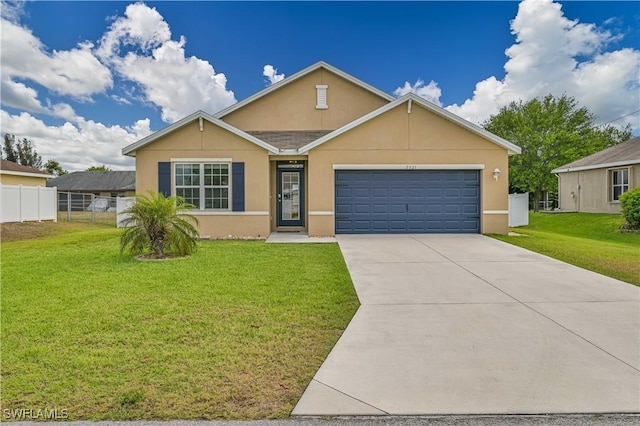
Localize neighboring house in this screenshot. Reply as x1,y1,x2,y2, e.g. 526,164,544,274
123,61,521,238
0,159,53,186
46,171,136,197
552,137,639,213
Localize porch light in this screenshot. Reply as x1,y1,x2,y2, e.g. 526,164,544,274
493,168,501,181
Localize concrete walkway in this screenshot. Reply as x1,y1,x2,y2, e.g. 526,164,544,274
266,232,337,243
293,234,640,415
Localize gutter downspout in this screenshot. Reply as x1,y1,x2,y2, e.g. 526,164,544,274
576,171,581,212
554,173,560,210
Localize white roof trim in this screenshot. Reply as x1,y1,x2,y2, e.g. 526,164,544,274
213,61,395,119
552,159,640,174
121,111,280,156
299,93,521,155
0,170,53,179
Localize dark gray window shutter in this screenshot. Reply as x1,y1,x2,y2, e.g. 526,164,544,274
158,162,171,197
232,162,245,211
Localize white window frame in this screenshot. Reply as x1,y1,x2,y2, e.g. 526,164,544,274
609,167,629,202
174,162,231,210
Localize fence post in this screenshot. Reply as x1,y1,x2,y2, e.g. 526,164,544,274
67,191,71,221
91,193,96,223
53,187,58,222
19,185,23,222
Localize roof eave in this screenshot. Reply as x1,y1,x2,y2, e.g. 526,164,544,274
0,170,54,179
552,159,640,174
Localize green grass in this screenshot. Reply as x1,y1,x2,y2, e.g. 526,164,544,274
493,212,640,286
1,225,359,420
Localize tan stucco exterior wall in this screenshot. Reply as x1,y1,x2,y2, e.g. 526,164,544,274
306,104,510,236
135,120,271,238
557,165,638,214
222,69,388,131
0,174,48,186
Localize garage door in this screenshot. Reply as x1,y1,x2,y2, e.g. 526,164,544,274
335,170,480,234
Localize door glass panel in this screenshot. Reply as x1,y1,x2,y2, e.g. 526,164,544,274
281,172,300,221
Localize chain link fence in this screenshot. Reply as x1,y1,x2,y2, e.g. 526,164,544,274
56,192,119,225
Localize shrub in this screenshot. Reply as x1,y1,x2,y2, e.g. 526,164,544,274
620,186,640,229
120,191,199,258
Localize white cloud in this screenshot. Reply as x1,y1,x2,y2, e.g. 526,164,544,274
97,2,236,122
393,79,442,106
0,0,26,23
0,1,237,171
263,64,285,85
0,19,112,98
0,77,48,113
0,110,151,171
446,0,640,129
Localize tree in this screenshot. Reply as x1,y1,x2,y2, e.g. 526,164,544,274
120,191,200,259
483,95,632,211
2,134,18,162
86,165,111,172
44,159,68,176
1,134,43,169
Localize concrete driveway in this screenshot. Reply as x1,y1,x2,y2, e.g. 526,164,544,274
293,234,640,415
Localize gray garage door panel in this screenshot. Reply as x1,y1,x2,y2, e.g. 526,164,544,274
335,170,480,234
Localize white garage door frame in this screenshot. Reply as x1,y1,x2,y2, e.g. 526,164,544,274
333,164,485,234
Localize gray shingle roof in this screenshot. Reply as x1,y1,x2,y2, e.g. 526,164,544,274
246,130,332,150
46,171,135,191
552,137,640,173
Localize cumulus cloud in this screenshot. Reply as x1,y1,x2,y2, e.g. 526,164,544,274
0,110,151,171
263,64,285,85
446,0,640,128
0,19,113,98
394,79,442,106
0,1,238,170
97,2,236,122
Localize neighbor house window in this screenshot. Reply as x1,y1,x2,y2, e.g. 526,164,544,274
610,168,629,202
175,163,229,209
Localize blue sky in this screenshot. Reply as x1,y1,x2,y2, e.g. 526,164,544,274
1,0,639,171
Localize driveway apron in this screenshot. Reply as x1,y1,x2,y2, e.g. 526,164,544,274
292,234,640,415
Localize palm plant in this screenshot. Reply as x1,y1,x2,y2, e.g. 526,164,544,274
120,191,199,258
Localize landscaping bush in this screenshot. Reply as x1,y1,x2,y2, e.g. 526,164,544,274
620,186,640,230
120,191,199,258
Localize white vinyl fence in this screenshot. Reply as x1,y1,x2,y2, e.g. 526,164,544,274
116,196,136,228
508,192,529,227
0,184,57,223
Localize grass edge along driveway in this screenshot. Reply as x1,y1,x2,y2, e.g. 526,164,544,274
492,212,639,286
0,225,359,420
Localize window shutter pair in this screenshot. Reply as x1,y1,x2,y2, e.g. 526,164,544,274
157,162,245,211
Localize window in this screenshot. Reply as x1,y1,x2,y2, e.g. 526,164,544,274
175,163,229,209
610,168,629,202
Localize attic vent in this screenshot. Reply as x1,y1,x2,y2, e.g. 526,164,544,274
316,85,328,109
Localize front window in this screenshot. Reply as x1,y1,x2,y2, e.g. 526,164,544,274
175,163,229,209
610,168,629,202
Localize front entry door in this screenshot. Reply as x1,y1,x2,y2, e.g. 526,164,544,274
277,163,304,227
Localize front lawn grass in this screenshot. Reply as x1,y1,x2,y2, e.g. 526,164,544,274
1,225,359,420
492,212,640,286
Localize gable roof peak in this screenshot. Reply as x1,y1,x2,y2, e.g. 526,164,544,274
121,110,280,156
213,61,395,119
299,92,521,155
